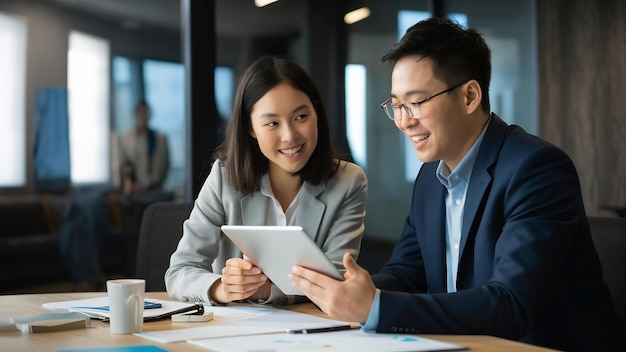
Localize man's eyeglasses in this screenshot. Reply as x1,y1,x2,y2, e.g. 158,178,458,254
380,80,469,121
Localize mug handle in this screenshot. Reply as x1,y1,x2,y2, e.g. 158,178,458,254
127,294,143,326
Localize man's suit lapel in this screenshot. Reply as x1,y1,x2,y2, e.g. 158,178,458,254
417,164,448,293
459,114,507,259
425,183,448,293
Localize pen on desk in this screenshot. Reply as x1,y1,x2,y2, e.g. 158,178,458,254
287,324,354,334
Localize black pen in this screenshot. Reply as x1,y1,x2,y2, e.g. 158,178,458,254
143,303,204,322
287,324,354,334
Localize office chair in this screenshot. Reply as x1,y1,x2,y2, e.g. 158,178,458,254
588,216,626,342
134,201,193,291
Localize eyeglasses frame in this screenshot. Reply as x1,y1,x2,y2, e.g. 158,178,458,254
380,80,470,121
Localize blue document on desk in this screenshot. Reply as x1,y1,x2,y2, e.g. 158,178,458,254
57,346,168,352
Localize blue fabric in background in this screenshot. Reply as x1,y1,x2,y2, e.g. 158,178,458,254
34,87,71,184
59,185,111,281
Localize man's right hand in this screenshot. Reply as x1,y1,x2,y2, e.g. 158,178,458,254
289,252,376,323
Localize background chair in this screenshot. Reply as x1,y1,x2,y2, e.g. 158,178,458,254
135,201,193,291
588,216,626,342
357,236,395,274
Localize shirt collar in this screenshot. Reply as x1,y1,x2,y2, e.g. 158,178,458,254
259,173,273,197
437,116,491,187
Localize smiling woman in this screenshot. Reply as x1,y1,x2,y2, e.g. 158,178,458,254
164,55,368,307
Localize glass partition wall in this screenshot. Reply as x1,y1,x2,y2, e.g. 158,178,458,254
0,0,537,244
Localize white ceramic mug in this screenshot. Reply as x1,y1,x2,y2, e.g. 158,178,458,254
106,279,145,334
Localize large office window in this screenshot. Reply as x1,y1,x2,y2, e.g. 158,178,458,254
67,30,110,185
215,66,234,121
111,56,141,188
113,57,141,136
447,0,538,135
345,64,367,168
0,12,26,188
113,60,233,195
143,60,185,192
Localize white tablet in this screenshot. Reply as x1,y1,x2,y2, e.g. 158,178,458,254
220,225,344,296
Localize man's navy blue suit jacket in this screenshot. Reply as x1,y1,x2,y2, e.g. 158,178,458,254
372,114,624,351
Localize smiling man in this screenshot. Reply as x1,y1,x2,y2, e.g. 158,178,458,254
289,17,624,351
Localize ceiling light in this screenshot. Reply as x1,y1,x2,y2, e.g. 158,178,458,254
255,0,279,7
344,7,370,25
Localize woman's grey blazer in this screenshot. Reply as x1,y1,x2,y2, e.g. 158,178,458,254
165,159,367,305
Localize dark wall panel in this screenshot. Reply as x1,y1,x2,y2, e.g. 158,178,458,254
537,0,626,216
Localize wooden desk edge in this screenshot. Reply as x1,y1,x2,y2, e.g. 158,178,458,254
0,291,557,352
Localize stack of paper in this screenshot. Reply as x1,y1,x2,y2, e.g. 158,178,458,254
133,305,467,351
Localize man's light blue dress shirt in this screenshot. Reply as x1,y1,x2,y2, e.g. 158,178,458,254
362,119,490,330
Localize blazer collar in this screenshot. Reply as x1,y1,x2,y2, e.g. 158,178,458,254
295,181,326,239
475,113,508,170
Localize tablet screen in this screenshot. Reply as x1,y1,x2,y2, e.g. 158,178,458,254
220,225,344,296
